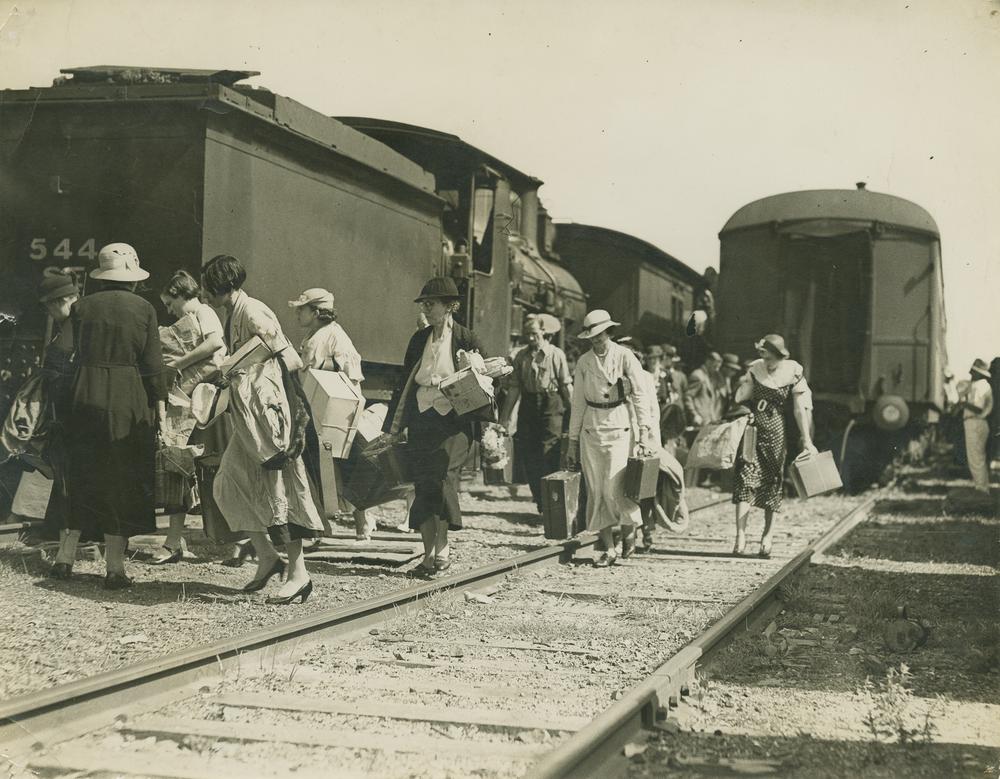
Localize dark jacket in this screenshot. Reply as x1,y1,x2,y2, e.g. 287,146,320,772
385,322,491,435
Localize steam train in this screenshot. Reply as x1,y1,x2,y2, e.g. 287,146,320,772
0,67,945,502
715,185,948,491
0,66,702,407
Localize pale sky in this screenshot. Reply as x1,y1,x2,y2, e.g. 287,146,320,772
2,0,997,372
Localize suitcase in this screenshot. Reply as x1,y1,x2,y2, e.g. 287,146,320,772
541,470,582,540
790,451,843,498
624,455,660,503
342,435,412,511
194,455,242,543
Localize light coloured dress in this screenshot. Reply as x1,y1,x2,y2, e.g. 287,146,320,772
568,341,653,532
214,290,324,537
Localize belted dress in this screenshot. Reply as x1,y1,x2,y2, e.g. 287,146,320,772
732,359,812,512
65,289,165,540
568,341,652,532
213,290,324,543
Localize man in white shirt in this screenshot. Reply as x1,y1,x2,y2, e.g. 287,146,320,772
962,359,994,493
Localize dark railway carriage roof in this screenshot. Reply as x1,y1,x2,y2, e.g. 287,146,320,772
1,67,436,198
337,118,542,187
721,189,939,237
554,222,703,286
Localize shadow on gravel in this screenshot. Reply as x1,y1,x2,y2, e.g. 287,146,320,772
462,510,544,526
31,576,247,605
631,730,999,779
900,481,953,496
828,521,998,567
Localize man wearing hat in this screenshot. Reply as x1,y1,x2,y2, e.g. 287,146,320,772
962,358,993,493
386,277,490,577
500,313,572,511
646,343,689,450
716,353,743,416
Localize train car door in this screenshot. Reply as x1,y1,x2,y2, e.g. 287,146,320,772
466,175,512,357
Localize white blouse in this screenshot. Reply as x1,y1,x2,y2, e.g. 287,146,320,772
736,358,813,414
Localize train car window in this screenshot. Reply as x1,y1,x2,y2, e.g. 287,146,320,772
473,187,494,274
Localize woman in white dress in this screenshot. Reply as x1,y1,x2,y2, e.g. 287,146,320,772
566,311,655,566
201,255,324,604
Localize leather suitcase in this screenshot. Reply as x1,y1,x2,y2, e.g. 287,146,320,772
624,455,660,503
790,451,843,498
541,470,582,540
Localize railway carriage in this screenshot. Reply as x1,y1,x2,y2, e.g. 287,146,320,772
715,184,948,490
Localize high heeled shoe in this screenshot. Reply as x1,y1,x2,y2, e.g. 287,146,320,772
732,532,747,556
104,573,133,590
265,579,312,605
759,535,773,559
149,547,183,566
221,541,256,568
242,558,285,592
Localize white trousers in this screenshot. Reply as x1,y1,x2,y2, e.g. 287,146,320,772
964,418,991,493
580,427,641,532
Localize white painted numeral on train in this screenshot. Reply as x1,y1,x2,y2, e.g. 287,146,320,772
29,238,47,260
53,238,72,260
77,238,97,260
28,238,99,262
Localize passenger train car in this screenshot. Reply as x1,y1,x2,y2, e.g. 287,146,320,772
715,184,947,490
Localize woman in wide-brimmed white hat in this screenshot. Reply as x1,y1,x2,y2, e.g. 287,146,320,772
53,244,165,589
566,310,655,566
731,334,817,558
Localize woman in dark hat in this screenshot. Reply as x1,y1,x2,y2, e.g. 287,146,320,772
37,270,78,552
385,277,489,577
732,333,817,558
56,244,165,588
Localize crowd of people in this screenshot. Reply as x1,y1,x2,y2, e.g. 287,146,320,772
6,241,991,598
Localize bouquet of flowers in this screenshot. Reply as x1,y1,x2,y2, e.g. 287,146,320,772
480,423,510,470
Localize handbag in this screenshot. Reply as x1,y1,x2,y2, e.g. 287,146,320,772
1,374,52,466
686,415,750,470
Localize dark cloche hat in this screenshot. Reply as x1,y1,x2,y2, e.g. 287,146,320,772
414,277,462,303
39,269,79,303
754,333,790,359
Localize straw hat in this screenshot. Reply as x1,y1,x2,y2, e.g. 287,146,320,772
971,359,991,380
89,243,149,282
577,309,620,339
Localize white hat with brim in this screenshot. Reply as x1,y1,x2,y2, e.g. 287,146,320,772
89,243,149,282
971,360,992,380
288,288,335,310
577,309,620,340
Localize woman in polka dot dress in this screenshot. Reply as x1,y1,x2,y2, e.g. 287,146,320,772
732,334,817,557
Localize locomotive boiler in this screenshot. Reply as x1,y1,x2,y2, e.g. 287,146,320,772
715,184,948,490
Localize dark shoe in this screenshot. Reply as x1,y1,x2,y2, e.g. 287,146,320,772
221,541,255,568
409,562,437,579
149,548,183,566
48,562,72,580
434,558,452,572
104,573,133,590
621,536,637,559
242,558,286,592
265,579,313,605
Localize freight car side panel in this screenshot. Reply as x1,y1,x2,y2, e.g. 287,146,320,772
868,235,935,402
200,124,442,368
0,104,206,332
636,266,693,343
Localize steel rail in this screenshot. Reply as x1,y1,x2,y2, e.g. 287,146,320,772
0,495,730,757
528,495,876,779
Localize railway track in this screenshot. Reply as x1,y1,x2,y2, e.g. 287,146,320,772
0,493,871,778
